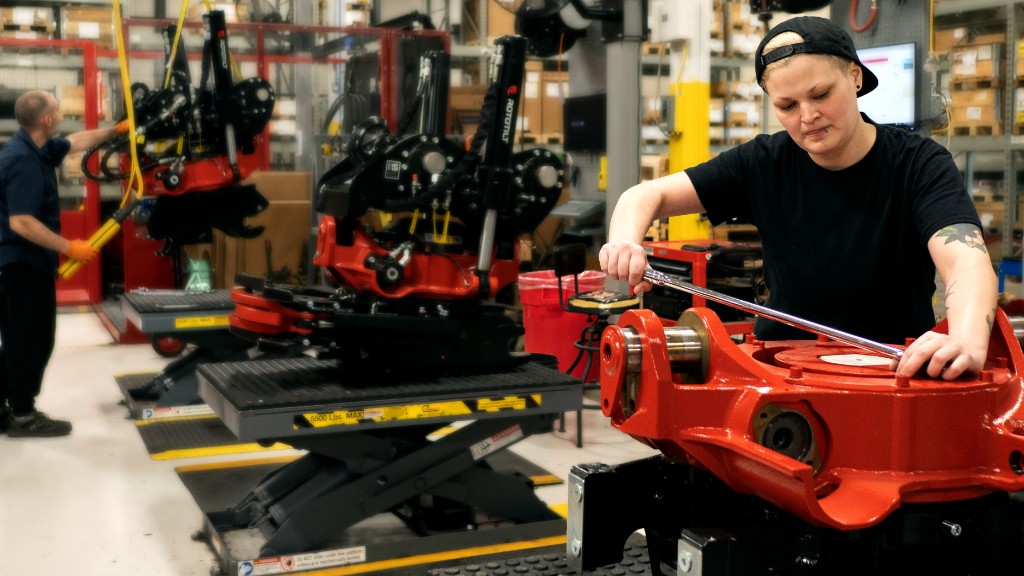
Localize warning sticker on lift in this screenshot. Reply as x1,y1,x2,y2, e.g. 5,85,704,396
297,395,543,429
470,423,524,460
174,315,230,330
237,545,366,575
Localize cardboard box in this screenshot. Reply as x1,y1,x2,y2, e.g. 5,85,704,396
449,84,488,135
951,87,1000,107
951,44,1003,80
934,27,968,53
1017,39,1024,79
462,0,515,46
540,71,567,136
1016,87,1024,124
210,171,312,288
187,2,249,23
62,7,115,50
0,7,53,31
522,61,543,136
952,105,999,125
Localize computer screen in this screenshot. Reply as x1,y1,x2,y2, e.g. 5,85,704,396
563,94,607,152
856,42,917,129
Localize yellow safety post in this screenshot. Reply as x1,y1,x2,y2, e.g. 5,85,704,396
666,80,712,241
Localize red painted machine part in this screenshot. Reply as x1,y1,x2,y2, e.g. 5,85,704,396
229,288,328,336
144,151,263,196
600,307,1024,531
314,216,520,300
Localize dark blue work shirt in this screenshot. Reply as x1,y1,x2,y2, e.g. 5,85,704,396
0,129,71,276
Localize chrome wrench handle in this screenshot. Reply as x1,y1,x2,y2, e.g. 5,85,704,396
643,268,904,360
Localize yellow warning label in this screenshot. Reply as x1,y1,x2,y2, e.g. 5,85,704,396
174,315,230,329
476,396,527,412
302,401,474,427
299,394,542,429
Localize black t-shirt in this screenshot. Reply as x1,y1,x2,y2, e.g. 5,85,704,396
686,119,980,344
0,129,71,276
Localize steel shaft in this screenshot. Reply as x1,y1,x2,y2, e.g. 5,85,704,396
643,268,904,360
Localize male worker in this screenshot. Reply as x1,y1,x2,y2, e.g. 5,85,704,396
0,90,119,437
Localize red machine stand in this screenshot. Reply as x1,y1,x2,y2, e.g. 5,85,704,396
643,238,759,335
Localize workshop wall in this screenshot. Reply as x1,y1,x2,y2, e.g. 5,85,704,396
829,0,933,135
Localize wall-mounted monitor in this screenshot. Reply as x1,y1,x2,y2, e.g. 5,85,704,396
563,94,607,152
855,42,917,130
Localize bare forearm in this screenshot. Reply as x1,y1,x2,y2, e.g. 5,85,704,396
9,215,70,255
66,127,117,154
608,184,662,245
942,259,998,356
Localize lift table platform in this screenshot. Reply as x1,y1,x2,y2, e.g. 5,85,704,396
195,356,583,575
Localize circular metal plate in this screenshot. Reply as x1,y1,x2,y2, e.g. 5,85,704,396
773,345,894,377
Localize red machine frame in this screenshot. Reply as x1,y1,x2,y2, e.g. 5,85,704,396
601,306,1024,530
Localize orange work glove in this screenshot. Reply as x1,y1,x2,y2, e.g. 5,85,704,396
66,240,99,263
114,120,130,135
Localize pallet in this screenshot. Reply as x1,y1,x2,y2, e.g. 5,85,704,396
951,76,1002,89
540,132,563,144
952,123,1003,136
642,42,668,55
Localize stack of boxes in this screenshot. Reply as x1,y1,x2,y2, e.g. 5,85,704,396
935,24,1021,261
0,7,54,41
936,26,1006,136
709,0,763,148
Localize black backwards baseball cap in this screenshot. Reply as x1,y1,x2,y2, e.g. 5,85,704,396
755,16,879,98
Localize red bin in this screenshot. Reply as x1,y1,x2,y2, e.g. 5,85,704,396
518,269,606,380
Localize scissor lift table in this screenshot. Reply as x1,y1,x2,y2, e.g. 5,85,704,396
117,289,251,418
196,356,583,575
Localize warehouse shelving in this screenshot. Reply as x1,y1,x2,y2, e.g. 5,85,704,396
934,0,1024,271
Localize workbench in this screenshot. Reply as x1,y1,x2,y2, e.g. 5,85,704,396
195,355,583,575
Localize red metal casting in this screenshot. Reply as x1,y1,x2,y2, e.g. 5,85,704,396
143,152,263,196
600,307,1024,531
230,289,328,336
313,216,520,300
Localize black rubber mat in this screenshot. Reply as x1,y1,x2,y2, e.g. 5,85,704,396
135,414,286,460
427,533,651,575
116,372,156,396
200,357,582,412
177,451,563,514
123,289,234,313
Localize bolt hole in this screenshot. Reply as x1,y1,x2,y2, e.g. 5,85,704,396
1011,451,1024,475
759,412,768,420
771,428,794,451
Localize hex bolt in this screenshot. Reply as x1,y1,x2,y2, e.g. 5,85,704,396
943,520,962,537
570,539,581,557
679,551,692,572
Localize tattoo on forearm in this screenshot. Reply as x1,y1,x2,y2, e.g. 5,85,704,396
936,224,988,253
943,280,957,308
987,308,995,330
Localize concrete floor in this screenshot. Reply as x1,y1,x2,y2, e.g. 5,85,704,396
0,309,657,576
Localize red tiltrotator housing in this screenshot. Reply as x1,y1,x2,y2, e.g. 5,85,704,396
600,307,1024,530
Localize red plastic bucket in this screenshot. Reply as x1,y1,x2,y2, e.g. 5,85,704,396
519,270,606,380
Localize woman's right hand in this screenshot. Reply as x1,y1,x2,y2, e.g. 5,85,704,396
599,241,653,293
